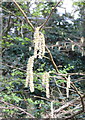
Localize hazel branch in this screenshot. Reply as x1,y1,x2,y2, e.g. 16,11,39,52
0,100,35,118
12,0,35,30
40,0,62,30
45,46,59,73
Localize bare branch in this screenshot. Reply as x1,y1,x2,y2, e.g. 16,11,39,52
0,99,35,118
65,110,83,120
45,46,59,73
2,6,23,21
2,15,12,35
12,0,35,30
65,38,84,51
40,0,62,30
2,62,26,72
71,83,85,111
55,73,85,76
54,94,85,114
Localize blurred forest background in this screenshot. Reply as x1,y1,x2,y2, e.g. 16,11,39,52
0,0,85,119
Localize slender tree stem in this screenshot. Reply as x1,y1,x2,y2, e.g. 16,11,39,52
45,46,59,73
40,0,62,30
12,0,35,30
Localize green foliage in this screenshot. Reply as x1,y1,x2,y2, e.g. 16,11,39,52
73,1,85,5
3,93,22,103
56,79,66,84
11,69,24,77
59,64,74,74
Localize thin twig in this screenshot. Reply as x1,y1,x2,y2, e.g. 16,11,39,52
40,0,62,30
54,94,85,114
65,110,83,120
2,15,12,35
55,73,85,76
71,83,85,111
62,75,85,112
2,62,26,72
12,0,35,30
34,95,51,102
45,46,59,73
2,6,23,21
0,100,35,118
55,82,75,92
65,37,84,51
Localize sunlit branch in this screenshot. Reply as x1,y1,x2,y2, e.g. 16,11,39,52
12,0,35,30
40,0,62,30
45,46,59,73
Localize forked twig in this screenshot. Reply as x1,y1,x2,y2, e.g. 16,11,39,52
12,0,62,31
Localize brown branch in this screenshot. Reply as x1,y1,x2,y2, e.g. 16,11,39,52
0,99,35,118
63,75,85,113
74,78,85,83
56,107,83,120
54,82,75,92
55,73,85,76
12,0,35,30
40,0,62,30
63,74,85,114
2,15,13,35
34,95,51,102
65,110,83,120
68,33,80,40
45,46,59,73
65,38,84,51
2,62,26,72
71,83,85,112
54,74,85,118
54,94,85,114
2,6,23,21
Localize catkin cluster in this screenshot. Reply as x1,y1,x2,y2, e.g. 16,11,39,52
42,72,50,98
25,56,34,92
34,27,45,58
25,27,46,93
66,75,71,98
